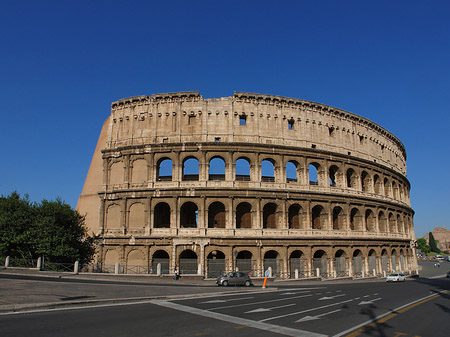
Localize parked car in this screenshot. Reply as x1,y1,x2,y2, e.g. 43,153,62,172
386,273,406,282
216,272,253,287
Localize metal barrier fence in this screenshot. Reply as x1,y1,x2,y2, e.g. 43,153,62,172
42,261,74,272
207,259,226,278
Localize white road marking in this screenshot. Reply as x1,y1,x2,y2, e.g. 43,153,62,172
318,294,345,301
246,303,296,313
151,300,326,337
209,294,312,311
296,309,341,322
358,297,382,305
281,291,310,295
260,298,354,322
201,296,254,304
363,295,370,298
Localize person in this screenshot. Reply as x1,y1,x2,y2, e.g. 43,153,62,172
174,266,179,280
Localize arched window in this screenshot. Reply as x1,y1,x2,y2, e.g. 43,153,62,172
183,157,199,181
286,161,298,183
236,202,252,228
389,213,396,233
154,202,170,228
350,208,361,230
209,157,225,181
309,163,319,185
361,171,370,192
329,165,339,187
208,202,226,228
312,205,323,229
373,175,381,194
180,202,198,228
346,168,357,189
157,158,173,181
235,158,250,181
288,204,302,229
365,210,375,231
263,203,277,229
261,159,275,182
333,206,345,230
378,211,387,232
384,178,390,196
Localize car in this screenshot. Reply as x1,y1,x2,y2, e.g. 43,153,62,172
386,273,406,282
447,271,450,278
216,272,253,287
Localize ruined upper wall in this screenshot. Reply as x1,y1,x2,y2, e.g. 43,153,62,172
107,92,407,176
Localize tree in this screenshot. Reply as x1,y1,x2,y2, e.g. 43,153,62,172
0,192,96,266
416,238,427,249
429,232,440,253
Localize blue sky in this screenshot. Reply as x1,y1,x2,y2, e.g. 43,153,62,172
1,0,449,238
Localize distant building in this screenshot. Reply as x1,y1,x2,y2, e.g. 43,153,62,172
424,226,450,252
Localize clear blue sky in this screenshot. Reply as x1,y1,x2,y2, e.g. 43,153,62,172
1,0,449,238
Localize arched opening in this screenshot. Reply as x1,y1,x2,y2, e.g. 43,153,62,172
151,250,169,275
128,203,145,231
235,250,253,274
109,162,124,185
399,249,405,271
392,181,399,200
127,250,146,270
106,204,121,231
288,204,302,229
381,249,388,273
261,159,275,182
368,250,377,276
313,250,328,278
103,249,119,272
373,175,381,194
365,209,375,231
264,250,281,277
183,157,199,181
389,213,396,233
235,157,251,181
379,211,387,232
209,157,225,181
157,158,172,181
207,250,226,278
353,250,363,278
346,168,357,189
350,208,362,230
263,203,277,229
312,205,324,230
397,214,404,233
333,206,345,230
180,202,198,228
131,159,147,184
384,178,390,197
334,250,347,277
391,249,398,272
309,163,319,185
154,202,170,228
329,165,339,187
289,250,305,278
179,250,198,275
236,202,252,229
286,161,298,183
208,202,226,228
361,171,370,192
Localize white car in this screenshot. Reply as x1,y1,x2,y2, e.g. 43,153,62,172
386,273,406,282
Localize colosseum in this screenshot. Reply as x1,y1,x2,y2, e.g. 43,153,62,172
77,91,417,279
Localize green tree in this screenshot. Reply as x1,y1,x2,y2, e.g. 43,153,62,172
416,238,427,249
421,244,431,254
429,232,440,253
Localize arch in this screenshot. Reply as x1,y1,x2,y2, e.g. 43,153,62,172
381,249,388,272
127,250,146,269
157,158,172,181
131,159,147,184
361,171,370,192
152,250,169,274
183,157,199,181
286,161,298,183
373,174,381,194
392,181,399,200
365,209,376,232
106,204,121,230
288,204,302,229
263,202,278,229
397,214,404,233
154,202,170,228
332,206,345,230
350,208,362,231
309,163,319,185
109,162,123,185
384,178,391,197
208,202,226,228
391,249,398,271
261,159,275,182
378,211,387,232
389,212,396,233
180,202,198,228
264,250,280,277
236,250,253,274
312,205,324,230
329,165,339,187
209,157,225,181
352,250,363,277
236,202,252,229
207,250,226,278
289,250,306,278
334,250,347,277
235,157,251,181
368,249,378,276
346,168,357,189
313,250,328,277
104,249,119,267
128,202,145,230
179,250,198,274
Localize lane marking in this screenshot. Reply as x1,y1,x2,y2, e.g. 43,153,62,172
332,289,450,337
358,297,382,305
151,299,326,337
246,303,296,313
209,293,312,311
296,309,341,322
260,298,354,322
200,296,254,304
318,294,346,301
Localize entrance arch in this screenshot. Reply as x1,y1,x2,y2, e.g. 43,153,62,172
179,250,198,274
263,250,281,277
289,250,306,278
235,250,253,275
151,250,169,275
313,250,328,278
207,250,225,278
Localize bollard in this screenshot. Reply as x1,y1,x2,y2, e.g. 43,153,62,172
262,277,268,288
383,271,386,278
74,261,79,274
37,257,42,270
115,262,120,274
157,263,161,276
316,268,320,278
5,256,10,268
295,269,299,279
373,269,376,277
333,270,337,278
268,266,272,278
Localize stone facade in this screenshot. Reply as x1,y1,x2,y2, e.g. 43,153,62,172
77,91,417,278
425,227,450,252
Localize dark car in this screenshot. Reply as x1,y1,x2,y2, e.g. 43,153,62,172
216,272,253,287
447,271,450,278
